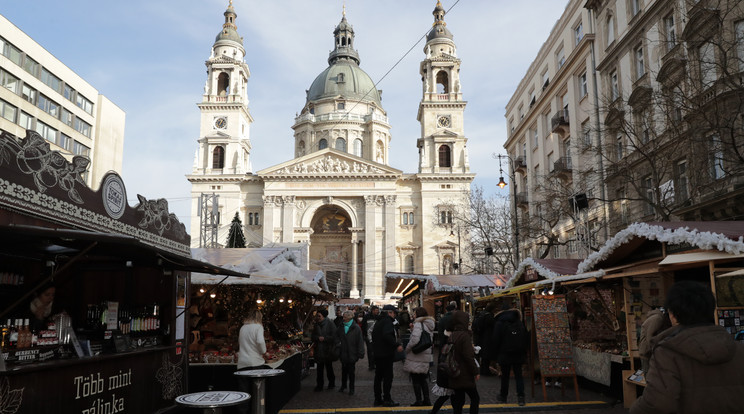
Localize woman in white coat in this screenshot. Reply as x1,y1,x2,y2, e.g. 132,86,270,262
403,307,436,406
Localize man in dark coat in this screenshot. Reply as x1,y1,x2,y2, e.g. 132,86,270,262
371,304,402,407
311,309,337,391
335,310,365,395
473,301,497,375
448,310,480,414
437,301,458,347
361,305,379,370
631,281,744,414
489,303,527,406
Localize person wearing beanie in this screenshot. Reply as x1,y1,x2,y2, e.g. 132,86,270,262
371,304,402,407
312,309,338,391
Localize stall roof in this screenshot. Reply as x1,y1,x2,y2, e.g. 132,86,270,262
0,224,248,277
577,221,744,274
658,251,744,266
506,258,582,288
385,272,505,296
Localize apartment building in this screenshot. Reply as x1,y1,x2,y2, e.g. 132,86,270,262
585,0,744,230
0,14,125,188
504,0,604,262
505,0,744,260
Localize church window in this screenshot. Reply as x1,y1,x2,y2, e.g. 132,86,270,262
337,73,345,83
217,72,230,96
438,145,452,167
248,213,253,225
319,138,328,150
403,212,408,225
436,71,449,94
438,208,453,225
408,212,415,225
335,138,346,152
405,255,414,273
247,211,260,226
212,146,225,169
337,102,345,110
353,139,363,157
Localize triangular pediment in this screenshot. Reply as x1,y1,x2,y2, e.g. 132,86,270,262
434,240,459,249
203,131,231,140
430,129,460,139
258,148,402,177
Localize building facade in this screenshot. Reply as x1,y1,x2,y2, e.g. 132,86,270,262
0,14,125,188
505,0,744,260
187,2,474,299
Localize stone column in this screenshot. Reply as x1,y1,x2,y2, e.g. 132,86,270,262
281,195,295,243
384,195,396,276
262,196,276,244
350,238,359,298
364,195,378,298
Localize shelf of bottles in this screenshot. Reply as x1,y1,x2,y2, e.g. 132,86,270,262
1,301,166,366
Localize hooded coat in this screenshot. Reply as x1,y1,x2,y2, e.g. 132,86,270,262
335,321,365,364
630,324,744,414
488,309,527,365
446,311,479,390
403,316,436,374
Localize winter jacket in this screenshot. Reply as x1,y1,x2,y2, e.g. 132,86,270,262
335,321,365,364
488,309,527,364
472,310,494,348
437,311,455,346
638,309,665,359
404,316,436,374
371,313,399,358
312,317,338,363
630,324,744,414
447,311,479,390
237,322,267,369
361,312,378,342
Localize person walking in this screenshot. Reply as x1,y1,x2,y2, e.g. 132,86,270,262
236,309,270,414
437,301,457,347
335,310,365,396
630,281,744,414
404,307,435,406
489,303,528,406
448,310,480,414
472,302,496,376
371,304,402,407
361,305,379,370
312,309,337,391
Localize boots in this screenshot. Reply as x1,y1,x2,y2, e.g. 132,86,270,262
421,386,431,406
411,381,423,406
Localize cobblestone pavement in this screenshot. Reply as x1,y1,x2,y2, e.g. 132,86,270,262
280,352,630,413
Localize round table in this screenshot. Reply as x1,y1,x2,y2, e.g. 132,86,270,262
175,390,250,414
234,369,285,414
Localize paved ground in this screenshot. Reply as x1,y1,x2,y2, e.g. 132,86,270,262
280,351,630,413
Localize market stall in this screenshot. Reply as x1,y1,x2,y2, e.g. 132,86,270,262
555,222,744,407
186,248,332,414
0,129,247,413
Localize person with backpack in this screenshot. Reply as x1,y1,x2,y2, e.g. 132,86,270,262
472,302,496,376
447,310,480,414
403,307,435,406
489,303,528,406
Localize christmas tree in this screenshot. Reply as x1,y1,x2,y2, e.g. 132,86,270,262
226,212,246,248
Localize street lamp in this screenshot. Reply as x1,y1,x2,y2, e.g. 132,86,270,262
449,224,462,274
495,154,520,267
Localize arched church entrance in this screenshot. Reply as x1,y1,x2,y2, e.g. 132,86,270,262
310,206,353,297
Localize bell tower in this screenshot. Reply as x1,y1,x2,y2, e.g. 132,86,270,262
416,0,469,174
193,0,253,176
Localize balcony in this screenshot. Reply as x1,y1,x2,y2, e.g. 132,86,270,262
514,156,527,173
551,157,573,180
515,191,529,208
551,109,570,135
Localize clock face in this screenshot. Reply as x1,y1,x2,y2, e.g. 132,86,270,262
437,116,451,128
214,117,227,129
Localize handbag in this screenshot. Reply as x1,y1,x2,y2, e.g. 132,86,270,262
411,322,432,354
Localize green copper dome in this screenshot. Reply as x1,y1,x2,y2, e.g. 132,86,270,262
307,61,381,105
214,1,243,46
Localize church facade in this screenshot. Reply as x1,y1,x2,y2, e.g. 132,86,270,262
187,1,475,299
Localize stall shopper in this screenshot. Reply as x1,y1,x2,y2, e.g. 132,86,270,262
361,306,379,370
638,306,670,375
237,309,270,414
630,281,744,414
403,307,435,406
312,309,337,391
372,304,403,407
448,310,480,414
489,303,527,406
335,310,365,395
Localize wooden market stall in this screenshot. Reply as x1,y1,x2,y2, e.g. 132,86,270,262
186,247,332,414
0,130,247,413
566,221,744,408
477,258,582,401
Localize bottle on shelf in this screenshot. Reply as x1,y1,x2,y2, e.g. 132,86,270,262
0,320,8,350
8,319,19,349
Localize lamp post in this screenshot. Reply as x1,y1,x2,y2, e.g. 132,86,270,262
495,154,520,268
449,223,462,274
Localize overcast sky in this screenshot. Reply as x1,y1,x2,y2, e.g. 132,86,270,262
1,0,568,227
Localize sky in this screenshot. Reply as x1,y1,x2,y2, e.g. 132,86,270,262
1,0,569,229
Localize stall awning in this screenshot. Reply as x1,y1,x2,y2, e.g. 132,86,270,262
717,269,744,278
659,251,744,266
0,224,248,278
477,282,537,301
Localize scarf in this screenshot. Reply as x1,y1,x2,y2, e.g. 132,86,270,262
343,319,353,334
